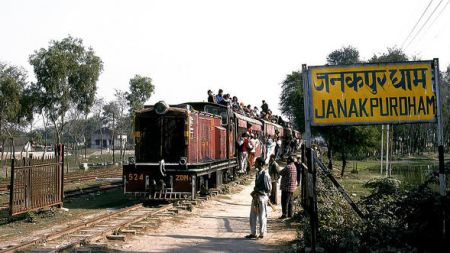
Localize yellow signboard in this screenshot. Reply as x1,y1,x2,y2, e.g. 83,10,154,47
308,62,436,126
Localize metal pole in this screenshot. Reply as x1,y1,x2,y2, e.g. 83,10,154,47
381,125,384,175
385,124,390,177
433,58,446,237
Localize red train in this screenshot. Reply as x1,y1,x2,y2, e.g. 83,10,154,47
123,101,300,199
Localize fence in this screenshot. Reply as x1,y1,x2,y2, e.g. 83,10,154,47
9,145,64,216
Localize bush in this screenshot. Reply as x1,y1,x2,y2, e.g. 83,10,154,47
301,171,449,252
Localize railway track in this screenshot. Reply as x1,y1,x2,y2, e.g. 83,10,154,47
0,182,123,208
0,203,174,253
0,167,122,193
0,174,251,253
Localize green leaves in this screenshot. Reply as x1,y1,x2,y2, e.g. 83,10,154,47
0,62,30,137
279,71,304,132
29,36,103,143
126,75,154,113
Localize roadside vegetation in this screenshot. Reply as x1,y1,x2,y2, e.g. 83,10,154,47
280,46,450,252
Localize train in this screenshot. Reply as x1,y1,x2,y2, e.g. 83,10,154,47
123,101,301,200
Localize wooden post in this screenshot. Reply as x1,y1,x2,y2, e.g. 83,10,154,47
302,64,318,252
433,58,446,238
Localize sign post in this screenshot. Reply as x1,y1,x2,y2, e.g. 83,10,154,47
302,59,446,248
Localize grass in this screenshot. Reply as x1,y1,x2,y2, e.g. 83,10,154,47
320,153,444,201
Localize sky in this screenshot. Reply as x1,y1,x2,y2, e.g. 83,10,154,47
1,0,450,118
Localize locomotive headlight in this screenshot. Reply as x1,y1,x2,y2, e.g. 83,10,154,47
179,157,187,165
155,101,169,114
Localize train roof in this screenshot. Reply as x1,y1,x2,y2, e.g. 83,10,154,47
234,112,263,126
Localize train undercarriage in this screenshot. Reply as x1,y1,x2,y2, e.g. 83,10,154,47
123,158,239,200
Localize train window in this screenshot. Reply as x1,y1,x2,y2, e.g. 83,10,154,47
204,105,228,125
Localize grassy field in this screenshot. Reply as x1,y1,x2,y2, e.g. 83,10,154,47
322,153,447,201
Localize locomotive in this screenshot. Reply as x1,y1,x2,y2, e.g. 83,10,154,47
123,101,300,200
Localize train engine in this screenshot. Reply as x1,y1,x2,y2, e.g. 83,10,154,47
123,101,237,199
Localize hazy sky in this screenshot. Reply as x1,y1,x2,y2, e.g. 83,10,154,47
1,0,450,117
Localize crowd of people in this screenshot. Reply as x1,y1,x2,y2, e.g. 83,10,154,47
207,88,287,125
206,88,303,240
246,154,303,239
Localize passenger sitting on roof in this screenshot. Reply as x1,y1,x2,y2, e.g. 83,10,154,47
216,89,224,104
221,93,231,106
207,90,216,103
253,106,259,118
232,96,241,111
267,110,273,121
247,104,254,117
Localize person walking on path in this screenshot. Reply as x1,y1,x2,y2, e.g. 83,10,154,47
268,154,280,205
246,157,272,239
279,156,297,219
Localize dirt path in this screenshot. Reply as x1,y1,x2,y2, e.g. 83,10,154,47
108,178,298,253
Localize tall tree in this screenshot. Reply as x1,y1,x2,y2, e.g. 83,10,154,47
29,36,103,144
0,62,33,144
126,75,154,114
114,89,130,160
279,71,305,132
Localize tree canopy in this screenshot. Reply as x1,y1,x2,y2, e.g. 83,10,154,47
126,75,154,113
0,62,31,138
29,36,103,143
279,71,304,132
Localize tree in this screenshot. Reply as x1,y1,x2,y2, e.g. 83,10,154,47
29,35,103,144
0,62,33,174
0,62,32,150
126,75,154,114
103,101,119,163
326,46,360,65
114,89,130,160
279,71,305,132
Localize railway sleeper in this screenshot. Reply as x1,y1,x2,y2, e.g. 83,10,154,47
106,234,125,241
119,229,137,235
128,224,145,229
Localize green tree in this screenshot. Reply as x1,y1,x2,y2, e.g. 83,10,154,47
326,46,360,65
0,62,29,135
126,75,154,114
279,71,305,132
29,36,103,144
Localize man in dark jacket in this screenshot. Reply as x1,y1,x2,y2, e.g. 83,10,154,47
246,157,272,239
279,155,297,219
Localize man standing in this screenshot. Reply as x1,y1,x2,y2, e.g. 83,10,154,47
268,154,280,205
237,133,250,174
246,157,272,239
248,134,257,173
261,100,269,114
279,156,297,219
